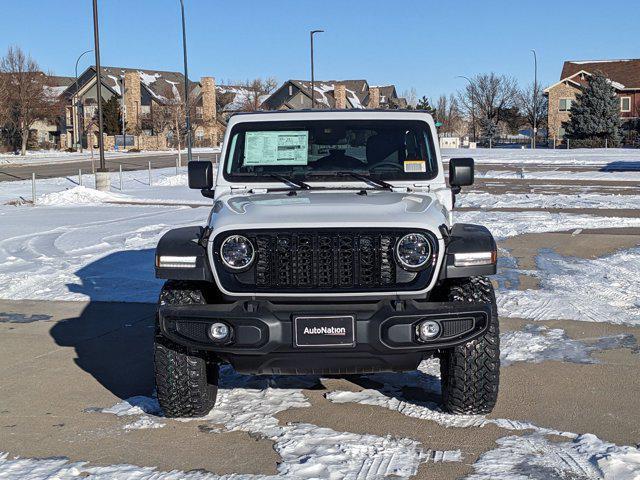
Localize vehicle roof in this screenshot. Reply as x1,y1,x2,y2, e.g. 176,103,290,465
230,108,429,117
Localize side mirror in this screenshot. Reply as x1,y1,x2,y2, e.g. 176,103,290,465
188,161,213,190
449,157,474,187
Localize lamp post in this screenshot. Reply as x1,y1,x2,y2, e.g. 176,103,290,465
92,0,109,191
310,29,324,109
179,0,192,163
531,49,538,149
74,49,92,152
456,75,476,143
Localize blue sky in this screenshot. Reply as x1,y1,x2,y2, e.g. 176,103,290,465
1,0,639,100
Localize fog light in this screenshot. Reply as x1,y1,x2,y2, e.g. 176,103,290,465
209,322,230,341
417,320,441,341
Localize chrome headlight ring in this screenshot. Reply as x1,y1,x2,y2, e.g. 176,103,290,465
395,233,432,271
219,235,255,271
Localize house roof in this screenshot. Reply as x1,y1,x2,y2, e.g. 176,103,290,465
561,59,640,89
62,66,198,103
285,80,371,109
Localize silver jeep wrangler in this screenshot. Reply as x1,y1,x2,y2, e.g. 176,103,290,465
154,110,499,417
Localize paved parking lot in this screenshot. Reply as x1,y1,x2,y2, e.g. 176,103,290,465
0,157,639,478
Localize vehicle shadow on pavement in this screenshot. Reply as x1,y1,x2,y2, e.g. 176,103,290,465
49,249,160,401
599,160,640,171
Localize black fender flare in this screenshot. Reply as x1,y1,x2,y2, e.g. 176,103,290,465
440,223,497,279
155,226,212,281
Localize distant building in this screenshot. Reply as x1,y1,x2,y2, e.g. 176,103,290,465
544,59,640,145
261,79,407,110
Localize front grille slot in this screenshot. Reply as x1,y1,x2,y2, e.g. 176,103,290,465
250,230,400,290
217,228,436,293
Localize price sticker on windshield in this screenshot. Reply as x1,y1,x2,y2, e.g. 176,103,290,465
403,160,426,173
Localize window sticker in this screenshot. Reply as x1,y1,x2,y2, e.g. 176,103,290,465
244,131,309,166
403,160,426,173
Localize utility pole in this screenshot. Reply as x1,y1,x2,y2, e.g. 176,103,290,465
457,75,476,143
91,0,109,192
74,49,92,152
121,75,126,150
179,0,193,163
531,49,538,149
310,30,324,109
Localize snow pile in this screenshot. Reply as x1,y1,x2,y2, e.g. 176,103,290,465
498,248,640,325
154,174,187,187
501,325,637,366
459,191,640,210
101,395,162,416
37,186,127,206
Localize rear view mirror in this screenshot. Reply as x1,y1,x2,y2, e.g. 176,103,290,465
188,161,213,190
449,157,474,187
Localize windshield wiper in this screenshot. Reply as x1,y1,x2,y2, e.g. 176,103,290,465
266,173,311,190
336,171,394,191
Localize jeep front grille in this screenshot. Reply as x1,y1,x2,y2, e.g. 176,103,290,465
213,228,437,294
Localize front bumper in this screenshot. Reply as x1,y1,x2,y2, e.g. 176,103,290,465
158,299,493,375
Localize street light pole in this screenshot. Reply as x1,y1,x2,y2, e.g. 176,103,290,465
74,49,92,152
179,0,192,163
310,29,324,109
457,75,476,143
531,49,538,149
92,0,109,191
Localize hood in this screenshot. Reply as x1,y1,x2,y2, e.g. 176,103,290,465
208,190,449,237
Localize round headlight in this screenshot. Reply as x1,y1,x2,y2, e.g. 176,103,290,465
396,233,431,270
220,235,255,270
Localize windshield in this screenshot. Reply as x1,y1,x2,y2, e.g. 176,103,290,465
223,120,438,183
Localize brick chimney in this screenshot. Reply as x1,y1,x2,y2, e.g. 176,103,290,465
368,86,380,109
124,71,140,132
201,76,218,145
334,84,346,109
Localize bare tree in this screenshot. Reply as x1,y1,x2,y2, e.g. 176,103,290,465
152,84,187,152
238,77,278,111
402,87,418,108
458,73,518,141
435,94,463,135
0,46,59,155
517,81,548,139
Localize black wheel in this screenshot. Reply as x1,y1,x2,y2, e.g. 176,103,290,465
437,277,500,415
154,280,218,418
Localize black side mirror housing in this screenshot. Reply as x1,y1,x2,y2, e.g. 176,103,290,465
188,161,213,190
449,157,474,187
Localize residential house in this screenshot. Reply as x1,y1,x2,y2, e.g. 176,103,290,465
544,59,640,145
261,79,407,110
52,67,232,150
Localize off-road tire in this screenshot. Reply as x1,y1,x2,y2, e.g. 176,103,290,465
438,277,500,415
154,280,218,418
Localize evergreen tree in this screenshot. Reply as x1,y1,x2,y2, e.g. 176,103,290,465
563,71,622,147
480,118,499,142
415,96,435,114
101,96,122,136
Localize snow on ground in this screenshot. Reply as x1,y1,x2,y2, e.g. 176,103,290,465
497,248,640,325
327,359,640,479
442,147,640,167
466,433,640,480
94,367,442,479
0,147,220,166
501,324,637,366
456,210,640,239
459,191,640,210
477,168,640,182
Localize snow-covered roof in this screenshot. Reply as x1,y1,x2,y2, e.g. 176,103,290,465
561,59,640,90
